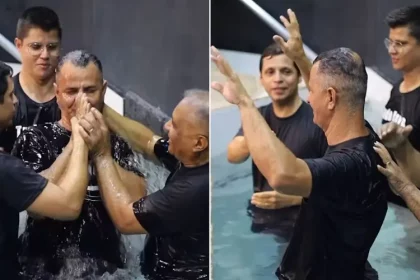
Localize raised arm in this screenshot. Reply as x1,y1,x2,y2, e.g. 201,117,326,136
25,117,89,220
80,108,148,234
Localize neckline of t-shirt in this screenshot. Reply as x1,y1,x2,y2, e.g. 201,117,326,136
15,73,57,106
397,80,420,95
328,134,371,149
269,101,305,121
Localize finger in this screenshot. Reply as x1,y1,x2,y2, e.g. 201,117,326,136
79,118,94,133
377,165,392,177
211,81,224,93
403,125,413,138
279,15,290,28
79,125,90,140
210,46,235,79
251,199,273,210
252,191,276,199
273,35,287,50
373,142,392,160
91,108,105,124
83,111,97,125
288,9,299,25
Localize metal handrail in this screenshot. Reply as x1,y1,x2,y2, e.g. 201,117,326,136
238,0,317,61
0,33,21,62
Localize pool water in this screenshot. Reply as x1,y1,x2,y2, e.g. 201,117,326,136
211,97,420,280
18,152,169,280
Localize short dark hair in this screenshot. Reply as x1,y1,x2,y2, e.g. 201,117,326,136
259,42,300,75
57,50,103,78
313,47,367,110
386,6,420,42
0,62,13,104
16,6,62,40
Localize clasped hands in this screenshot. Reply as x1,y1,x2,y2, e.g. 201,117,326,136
70,93,111,158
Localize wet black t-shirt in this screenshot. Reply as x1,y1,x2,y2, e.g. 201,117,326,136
133,139,209,280
0,153,47,279
0,73,60,153
12,122,144,277
237,102,328,192
236,102,327,234
382,81,420,207
276,125,388,280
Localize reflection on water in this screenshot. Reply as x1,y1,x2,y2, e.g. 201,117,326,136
18,152,169,279
212,153,420,280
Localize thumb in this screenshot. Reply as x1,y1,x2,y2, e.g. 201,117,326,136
403,125,413,138
211,82,224,93
273,35,287,50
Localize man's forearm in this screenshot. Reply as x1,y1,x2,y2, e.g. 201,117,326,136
295,55,312,89
40,141,73,184
238,98,299,186
103,105,157,156
94,154,134,221
57,138,89,212
399,184,420,222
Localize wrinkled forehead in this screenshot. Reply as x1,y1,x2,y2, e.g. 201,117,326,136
56,62,102,88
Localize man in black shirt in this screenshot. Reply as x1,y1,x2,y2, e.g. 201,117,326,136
227,42,327,234
379,6,420,207
78,89,209,279
212,12,388,279
0,7,62,153
12,51,146,279
0,61,92,279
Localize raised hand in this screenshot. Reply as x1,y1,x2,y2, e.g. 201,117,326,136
273,9,305,61
378,122,412,149
79,108,111,157
210,46,251,106
75,93,91,120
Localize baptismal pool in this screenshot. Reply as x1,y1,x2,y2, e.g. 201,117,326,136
211,98,420,280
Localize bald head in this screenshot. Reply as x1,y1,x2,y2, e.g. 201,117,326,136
313,47,367,110
181,89,209,136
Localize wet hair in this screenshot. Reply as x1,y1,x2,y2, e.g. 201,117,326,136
259,42,300,75
386,6,420,42
313,47,367,110
16,6,62,40
183,89,209,134
56,50,103,79
0,62,13,104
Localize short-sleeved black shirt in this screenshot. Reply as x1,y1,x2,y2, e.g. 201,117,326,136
237,102,327,234
0,153,47,279
236,102,328,193
276,124,388,280
0,73,60,154
12,122,144,277
133,139,209,279
382,81,420,207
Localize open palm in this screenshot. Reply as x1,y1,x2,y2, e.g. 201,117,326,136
211,46,249,105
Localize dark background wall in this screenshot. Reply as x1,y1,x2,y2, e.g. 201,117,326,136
0,0,209,121
211,0,419,84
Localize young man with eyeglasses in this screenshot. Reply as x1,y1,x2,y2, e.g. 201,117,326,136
380,6,420,207
0,6,62,153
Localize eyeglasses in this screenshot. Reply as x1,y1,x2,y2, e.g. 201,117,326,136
26,42,61,57
384,38,407,51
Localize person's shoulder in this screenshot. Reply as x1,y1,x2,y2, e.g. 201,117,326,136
0,152,26,168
